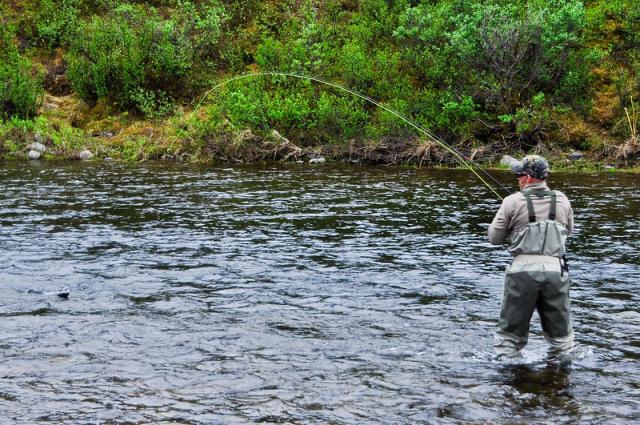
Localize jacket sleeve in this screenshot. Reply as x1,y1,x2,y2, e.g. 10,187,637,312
487,200,510,245
566,201,574,235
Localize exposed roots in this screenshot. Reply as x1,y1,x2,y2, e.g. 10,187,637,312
201,128,307,163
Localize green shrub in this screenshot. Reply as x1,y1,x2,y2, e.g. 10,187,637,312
315,91,369,141
175,0,227,58
370,48,413,100
414,90,477,139
396,0,593,113
366,98,415,140
340,42,374,92
35,0,81,47
216,78,316,131
0,26,43,119
130,88,174,119
66,4,193,113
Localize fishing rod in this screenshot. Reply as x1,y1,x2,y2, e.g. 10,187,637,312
169,71,513,200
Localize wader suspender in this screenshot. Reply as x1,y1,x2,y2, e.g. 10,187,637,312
524,190,556,222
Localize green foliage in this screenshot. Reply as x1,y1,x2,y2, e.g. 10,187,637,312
340,42,373,91
130,88,174,119
175,0,227,58
66,3,193,113
366,98,414,140
0,26,44,119
216,80,315,131
35,0,81,47
395,0,594,140
315,92,370,141
3,0,639,160
415,91,477,138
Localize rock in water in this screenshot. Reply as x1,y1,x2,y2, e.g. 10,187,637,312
28,150,41,160
79,150,94,160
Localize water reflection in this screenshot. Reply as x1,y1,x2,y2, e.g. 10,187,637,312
499,364,578,416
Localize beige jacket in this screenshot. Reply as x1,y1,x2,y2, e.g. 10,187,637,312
488,182,574,246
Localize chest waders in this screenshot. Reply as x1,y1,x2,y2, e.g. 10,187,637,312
494,190,574,359
508,190,569,272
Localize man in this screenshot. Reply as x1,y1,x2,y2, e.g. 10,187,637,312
488,155,574,360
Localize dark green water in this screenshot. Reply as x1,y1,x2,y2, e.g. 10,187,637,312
0,161,638,424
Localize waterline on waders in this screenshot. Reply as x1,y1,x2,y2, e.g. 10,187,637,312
168,71,512,200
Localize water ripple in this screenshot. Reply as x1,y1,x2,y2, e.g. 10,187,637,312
0,161,638,423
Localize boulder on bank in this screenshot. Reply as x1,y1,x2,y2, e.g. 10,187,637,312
78,150,94,160
568,151,584,161
28,142,47,153
309,157,326,164
500,155,518,167
28,150,41,160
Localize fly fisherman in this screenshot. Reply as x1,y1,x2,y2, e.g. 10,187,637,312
488,155,574,360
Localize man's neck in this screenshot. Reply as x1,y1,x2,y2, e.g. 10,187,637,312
521,181,549,192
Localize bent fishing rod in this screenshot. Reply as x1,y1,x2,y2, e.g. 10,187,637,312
169,71,513,200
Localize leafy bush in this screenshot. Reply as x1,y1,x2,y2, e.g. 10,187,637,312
216,79,315,131
175,0,227,58
66,4,193,113
415,90,477,139
396,1,592,112
0,26,43,119
35,0,81,47
340,42,374,92
315,91,370,141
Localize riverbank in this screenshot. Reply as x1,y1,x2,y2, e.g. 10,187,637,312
1,97,638,173
2,0,639,174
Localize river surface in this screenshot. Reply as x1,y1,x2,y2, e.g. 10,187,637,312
0,161,638,424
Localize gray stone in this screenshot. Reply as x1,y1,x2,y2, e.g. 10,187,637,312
604,165,615,170
28,142,47,153
34,132,45,144
78,150,94,160
309,157,326,164
568,151,584,161
500,155,518,167
28,150,41,160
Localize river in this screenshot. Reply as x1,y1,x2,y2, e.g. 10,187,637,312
0,161,638,424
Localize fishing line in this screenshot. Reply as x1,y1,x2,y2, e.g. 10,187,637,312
169,71,512,200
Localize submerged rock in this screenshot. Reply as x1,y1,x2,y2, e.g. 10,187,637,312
78,150,94,160
28,150,41,160
26,287,70,299
309,157,326,164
